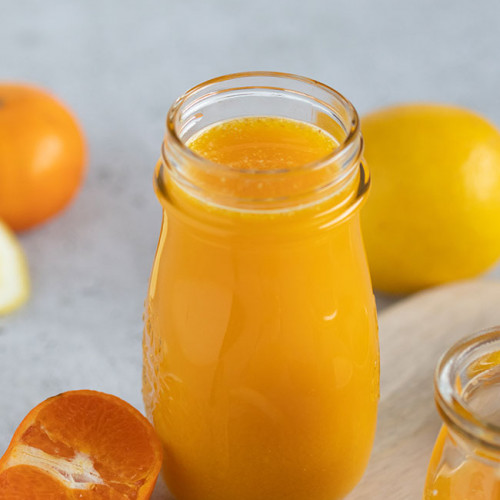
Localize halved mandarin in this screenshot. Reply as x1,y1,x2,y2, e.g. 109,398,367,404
0,390,163,499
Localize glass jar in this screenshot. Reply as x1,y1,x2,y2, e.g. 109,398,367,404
143,72,379,500
424,326,500,499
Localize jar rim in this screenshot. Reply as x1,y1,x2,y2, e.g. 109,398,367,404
165,71,361,176
159,71,367,215
435,325,500,452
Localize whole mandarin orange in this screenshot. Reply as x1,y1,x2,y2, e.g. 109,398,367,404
0,84,86,231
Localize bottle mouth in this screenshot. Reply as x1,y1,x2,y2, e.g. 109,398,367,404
436,326,500,454
158,71,367,214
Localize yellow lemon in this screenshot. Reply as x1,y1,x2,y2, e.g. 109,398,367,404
361,104,500,294
0,220,30,314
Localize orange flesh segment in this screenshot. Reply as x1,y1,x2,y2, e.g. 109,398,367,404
0,391,162,499
0,465,69,499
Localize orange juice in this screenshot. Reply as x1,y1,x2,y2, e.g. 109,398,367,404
143,73,379,500
424,427,500,499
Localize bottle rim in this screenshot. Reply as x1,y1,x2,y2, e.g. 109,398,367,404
435,325,500,453
158,71,367,215
165,71,361,176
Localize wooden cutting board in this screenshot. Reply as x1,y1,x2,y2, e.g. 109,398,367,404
151,280,500,500
348,279,500,499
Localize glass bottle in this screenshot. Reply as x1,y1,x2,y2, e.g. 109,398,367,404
143,72,379,500
424,326,500,499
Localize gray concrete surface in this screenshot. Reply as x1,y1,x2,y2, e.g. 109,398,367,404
1,0,500,497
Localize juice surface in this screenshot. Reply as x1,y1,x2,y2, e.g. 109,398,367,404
143,117,379,500
187,116,335,169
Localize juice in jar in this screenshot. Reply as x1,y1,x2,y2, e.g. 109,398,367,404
143,73,379,500
424,330,500,500
424,427,500,499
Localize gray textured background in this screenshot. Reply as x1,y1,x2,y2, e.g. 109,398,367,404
1,0,500,497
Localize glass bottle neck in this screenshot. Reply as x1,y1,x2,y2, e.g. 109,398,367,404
156,72,369,226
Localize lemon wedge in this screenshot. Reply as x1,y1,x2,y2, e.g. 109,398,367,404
0,220,30,314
